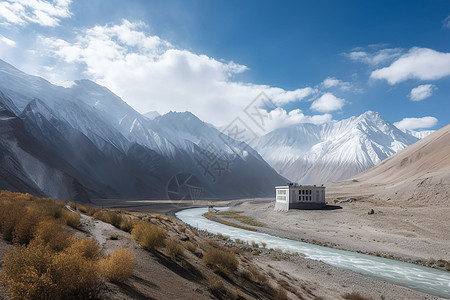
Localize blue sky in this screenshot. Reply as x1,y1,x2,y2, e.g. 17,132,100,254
0,0,449,133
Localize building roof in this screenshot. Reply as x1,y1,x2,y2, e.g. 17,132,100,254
276,184,325,189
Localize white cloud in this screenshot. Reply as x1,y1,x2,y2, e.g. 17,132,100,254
370,47,450,84
0,0,71,27
272,87,315,105
321,77,352,91
345,48,403,66
443,15,450,28
394,116,438,130
310,93,345,113
409,84,436,101
0,34,16,47
263,108,332,132
38,19,319,127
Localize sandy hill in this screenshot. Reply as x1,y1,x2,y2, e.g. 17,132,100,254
328,124,450,205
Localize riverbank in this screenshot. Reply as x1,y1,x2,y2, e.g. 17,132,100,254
231,198,450,267
178,208,448,300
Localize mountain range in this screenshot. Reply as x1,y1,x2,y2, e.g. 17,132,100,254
0,59,434,202
254,111,431,184
327,123,450,205
0,59,285,202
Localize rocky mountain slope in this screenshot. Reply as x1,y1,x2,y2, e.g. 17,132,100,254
0,59,285,201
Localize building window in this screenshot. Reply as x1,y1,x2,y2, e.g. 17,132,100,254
277,189,287,195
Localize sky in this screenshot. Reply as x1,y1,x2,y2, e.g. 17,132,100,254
0,0,449,135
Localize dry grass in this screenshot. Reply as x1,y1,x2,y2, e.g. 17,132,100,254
203,247,238,273
99,248,136,283
166,239,184,259
204,211,258,231
0,240,101,299
68,238,102,260
131,221,166,250
207,276,226,294
273,285,289,300
184,241,197,253
342,292,374,300
216,210,266,227
0,191,136,299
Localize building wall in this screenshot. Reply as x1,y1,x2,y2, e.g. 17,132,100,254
274,187,289,211
275,185,325,211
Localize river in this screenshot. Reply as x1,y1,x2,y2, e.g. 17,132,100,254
176,207,450,298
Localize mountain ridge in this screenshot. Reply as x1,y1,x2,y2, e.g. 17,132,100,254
0,59,286,201
255,110,431,184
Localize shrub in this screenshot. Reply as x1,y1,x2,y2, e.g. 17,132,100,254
119,216,134,233
0,192,138,299
0,240,102,299
68,238,102,260
85,206,100,216
261,242,267,249
99,248,135,283
61,210,81,228
166,239,184,259
184,241,197,253
33,220,72,252
51,249,100,297
273,286,289,300
67,201,76,210
437,259,447,268
207,276,225,293
239,270,252,281
131,221,166,250
203,248,238,273
0,242,56,299
12,210,40,245
0,205,26,242
77,205,87,213
342,292,374,300
107,211,123,228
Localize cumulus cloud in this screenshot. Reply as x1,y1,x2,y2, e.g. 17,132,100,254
409,84,436,101
271,87,315,105
345,48,403,66
261,108,332,132
370,48,450,84
321,77,352,91
310,93,345,113
394,116,438,130
0,34,16,47
0,0,71,27
38,19,322,128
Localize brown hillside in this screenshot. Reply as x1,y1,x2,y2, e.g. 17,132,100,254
328,124,450,205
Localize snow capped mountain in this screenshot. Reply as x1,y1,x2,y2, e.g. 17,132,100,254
143,111,161,120
401,129,434,139
255,111,424,184
0,59,286,201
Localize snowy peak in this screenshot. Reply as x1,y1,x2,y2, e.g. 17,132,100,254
143,111,160,120
255,111,423,184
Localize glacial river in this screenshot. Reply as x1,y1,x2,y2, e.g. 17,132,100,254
176,207,450,298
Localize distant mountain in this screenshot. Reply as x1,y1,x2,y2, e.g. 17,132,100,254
144,111,161,120
0,59,285,202
255,111,430,184
328,124,450,205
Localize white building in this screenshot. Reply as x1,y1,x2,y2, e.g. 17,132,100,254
274,183,325,211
